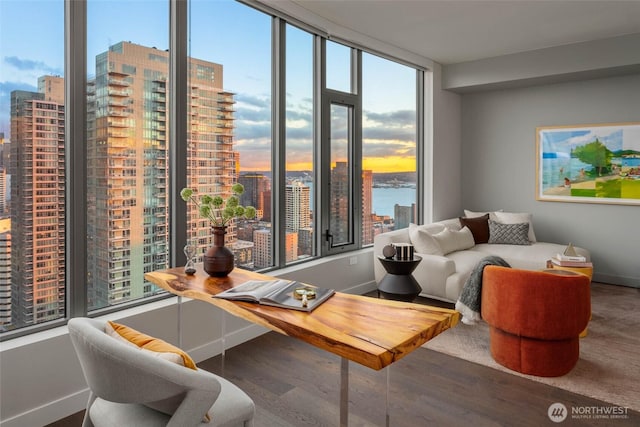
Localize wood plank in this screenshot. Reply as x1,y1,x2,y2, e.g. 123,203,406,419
47,331,640,427
145,265,460,370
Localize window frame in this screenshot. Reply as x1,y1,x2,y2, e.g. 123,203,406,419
0,0,426,341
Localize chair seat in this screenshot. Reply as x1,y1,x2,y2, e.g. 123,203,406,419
90,373,254,427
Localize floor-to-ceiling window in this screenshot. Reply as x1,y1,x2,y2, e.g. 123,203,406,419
189,0,273,270
285,24,314,263
362,53,418,240
0,0,424,340
86,0,169,312
1,0,66,333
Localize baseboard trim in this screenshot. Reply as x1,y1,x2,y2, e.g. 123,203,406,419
0,389,89,427
593,272,640,288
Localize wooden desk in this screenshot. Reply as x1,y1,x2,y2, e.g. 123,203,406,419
145,265,460,425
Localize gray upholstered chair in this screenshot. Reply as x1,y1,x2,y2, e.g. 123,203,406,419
68,317,255,427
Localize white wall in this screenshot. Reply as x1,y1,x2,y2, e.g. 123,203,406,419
442,33,640,287
430,63,462,222
459,73,640,287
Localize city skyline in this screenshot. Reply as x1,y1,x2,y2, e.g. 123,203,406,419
0,0,418,173
0,1,418,333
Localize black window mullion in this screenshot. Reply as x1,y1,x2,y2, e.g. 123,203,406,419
66,0,88,319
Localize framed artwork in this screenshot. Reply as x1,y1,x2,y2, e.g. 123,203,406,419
536,122,640,205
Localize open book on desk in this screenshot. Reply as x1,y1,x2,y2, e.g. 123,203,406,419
212,279,335,312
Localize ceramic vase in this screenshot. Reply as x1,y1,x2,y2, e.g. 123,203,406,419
203,226,234,277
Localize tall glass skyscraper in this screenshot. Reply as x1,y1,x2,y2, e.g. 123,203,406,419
9,76,66,327
86,42,236,310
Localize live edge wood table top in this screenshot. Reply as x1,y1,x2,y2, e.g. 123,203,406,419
145,265,460,371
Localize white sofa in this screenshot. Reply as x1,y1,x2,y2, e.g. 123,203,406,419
373,212,590,303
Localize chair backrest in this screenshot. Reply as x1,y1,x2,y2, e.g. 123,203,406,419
68,318,220,423
481,266,591,339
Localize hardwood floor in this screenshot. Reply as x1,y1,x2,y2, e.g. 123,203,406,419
48,294,640,427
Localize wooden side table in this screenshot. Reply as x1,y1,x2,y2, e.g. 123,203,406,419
545,260,593,280
377,255,422,302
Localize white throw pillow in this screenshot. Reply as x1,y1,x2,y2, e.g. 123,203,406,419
463,209,502,221
408,223,443,255
431,226,475,255
493,211,537,242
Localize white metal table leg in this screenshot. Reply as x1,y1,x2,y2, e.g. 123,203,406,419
386,365,391,427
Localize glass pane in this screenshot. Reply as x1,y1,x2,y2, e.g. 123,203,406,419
362,53,417,243
326,40,352,93
86,0,169,311
286,25,314,263
189,0,272,270
1,1,65,333
329,104,352,246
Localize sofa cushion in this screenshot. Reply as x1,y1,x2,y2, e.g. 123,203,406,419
464,209,501,221
436,218,463,231
408,223,443,255
493,211,537,242
432,226,475,255
488,220,531,245
459,214,490,244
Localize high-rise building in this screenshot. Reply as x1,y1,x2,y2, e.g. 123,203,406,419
0,219,11,329
253,228,272,269
0,167,6,214
0,132,7,214
330,161,349,244
329,164,376,246
297,227,313,257
394,203,416,230
0,132,6,165
9,78,66,328
284,230,298,262
362,170,373,244
86,41,235,309
285,182,310,231
239,173,270,220
285,182,310,258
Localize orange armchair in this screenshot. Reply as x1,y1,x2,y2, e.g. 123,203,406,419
481,266,591,377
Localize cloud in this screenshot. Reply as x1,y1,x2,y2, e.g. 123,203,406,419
365,110,415,127
2,56,62,78
231,103,418,168
5,56,51,72
362,139,416,158
235,93,270,110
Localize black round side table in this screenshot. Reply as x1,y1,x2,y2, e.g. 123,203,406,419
377,255,422,302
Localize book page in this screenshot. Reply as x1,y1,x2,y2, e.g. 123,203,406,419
214,279,290,301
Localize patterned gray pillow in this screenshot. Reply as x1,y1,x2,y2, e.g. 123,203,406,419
488,220,531,245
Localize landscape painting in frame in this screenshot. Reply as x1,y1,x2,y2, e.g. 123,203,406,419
537,122,640,205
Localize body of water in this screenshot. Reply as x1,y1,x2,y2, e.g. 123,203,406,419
302,182,416,218
372,187,416,217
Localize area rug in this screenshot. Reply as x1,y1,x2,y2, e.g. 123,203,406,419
423,282,640,412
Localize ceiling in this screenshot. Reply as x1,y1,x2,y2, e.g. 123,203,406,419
287,0,640,65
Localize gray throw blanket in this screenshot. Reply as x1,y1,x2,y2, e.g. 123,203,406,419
455,255,510,325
